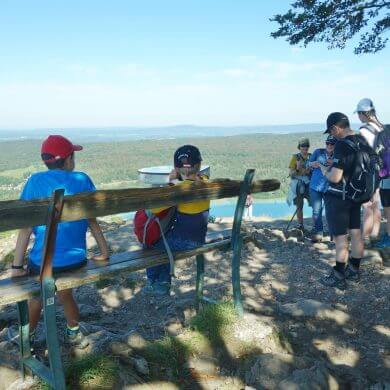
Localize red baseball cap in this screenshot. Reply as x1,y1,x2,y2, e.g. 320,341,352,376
41,135,83,162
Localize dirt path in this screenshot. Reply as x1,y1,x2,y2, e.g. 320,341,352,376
0,218,388,389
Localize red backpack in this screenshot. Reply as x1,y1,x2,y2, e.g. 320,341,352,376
134,207,176,247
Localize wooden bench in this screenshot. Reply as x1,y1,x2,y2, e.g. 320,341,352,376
0,169,279,389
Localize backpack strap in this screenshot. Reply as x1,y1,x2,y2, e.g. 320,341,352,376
340,138,359,152
155,217,176,277
361,123,381,136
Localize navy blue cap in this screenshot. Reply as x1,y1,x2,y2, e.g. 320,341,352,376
174,145,202,168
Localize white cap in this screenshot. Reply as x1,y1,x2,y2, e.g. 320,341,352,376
355,98,375,113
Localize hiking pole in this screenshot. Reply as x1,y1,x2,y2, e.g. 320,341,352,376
285,208,298,232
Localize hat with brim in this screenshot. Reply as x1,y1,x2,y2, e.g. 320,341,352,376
41,135,83,163
324,112,349,134
354,98,375,113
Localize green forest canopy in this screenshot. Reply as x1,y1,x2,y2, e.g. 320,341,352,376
0,132,326,201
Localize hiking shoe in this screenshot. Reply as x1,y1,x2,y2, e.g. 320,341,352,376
65,328,89,349
374,233,390,249
345,264,360,282
152,282,171,296
319,269,346,290
311,231,323,243
142,281,171,296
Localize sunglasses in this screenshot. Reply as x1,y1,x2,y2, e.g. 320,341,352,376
300,144,309,148
326,142,335,146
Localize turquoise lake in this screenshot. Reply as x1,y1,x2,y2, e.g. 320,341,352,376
120,200,312,220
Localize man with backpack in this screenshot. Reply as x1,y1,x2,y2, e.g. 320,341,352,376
319,112,379,289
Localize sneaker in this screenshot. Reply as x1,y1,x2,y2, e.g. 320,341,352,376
345,264,360,282
319,269,346,290
152,282,171,296
374,233,390,249
311,231,323,243
65,328,89,349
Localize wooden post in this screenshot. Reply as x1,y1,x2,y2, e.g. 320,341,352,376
231,169,255,316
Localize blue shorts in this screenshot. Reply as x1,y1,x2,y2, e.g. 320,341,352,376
28,260,87,276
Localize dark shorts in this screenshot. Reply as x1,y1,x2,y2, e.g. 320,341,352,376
380,189,390,208
28,260,87,276
294,182,310,209
324,194,361,236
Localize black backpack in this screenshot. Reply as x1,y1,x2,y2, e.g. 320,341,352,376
340,137,380,203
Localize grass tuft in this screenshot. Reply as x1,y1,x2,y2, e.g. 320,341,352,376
66,354,119,389
190,302,237,345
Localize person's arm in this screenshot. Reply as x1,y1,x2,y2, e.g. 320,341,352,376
88,218,109,261
288,155,298,177
309,150,320,168
12,228,32,277
320,165,343,183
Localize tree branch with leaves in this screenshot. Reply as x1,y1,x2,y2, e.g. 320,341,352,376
271,0,390,54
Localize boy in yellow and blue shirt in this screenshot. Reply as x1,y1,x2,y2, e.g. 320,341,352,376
146,145,210,295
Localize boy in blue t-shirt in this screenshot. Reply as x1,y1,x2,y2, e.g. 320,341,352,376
146,145,210,295
12,135,109,349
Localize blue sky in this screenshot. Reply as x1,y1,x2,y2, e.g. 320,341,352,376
0,0,389,128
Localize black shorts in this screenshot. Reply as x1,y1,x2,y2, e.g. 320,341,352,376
28,260,87,276
324,194,361,236
380,189,390,208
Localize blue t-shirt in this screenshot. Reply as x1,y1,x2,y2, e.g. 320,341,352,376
309,148,332,193
20,170,96,268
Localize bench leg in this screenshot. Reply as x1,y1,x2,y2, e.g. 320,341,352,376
17,300,31,380
196,254,205,312
232,236,244,317
42,277,66,390
231,169,255,317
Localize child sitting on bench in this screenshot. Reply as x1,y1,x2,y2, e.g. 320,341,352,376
12,135,109,349
146,145,210,296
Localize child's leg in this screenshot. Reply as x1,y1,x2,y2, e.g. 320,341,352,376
57,288,79,327
28,298,43,332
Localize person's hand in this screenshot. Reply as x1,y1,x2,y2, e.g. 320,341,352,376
92,254,110,262
311,161,320,168
11,268,27,278
168,169,179,181
326,158,333,166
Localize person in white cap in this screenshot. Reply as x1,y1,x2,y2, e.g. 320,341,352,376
355,98,384,247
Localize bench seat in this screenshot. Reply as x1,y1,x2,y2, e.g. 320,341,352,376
0,230,253,306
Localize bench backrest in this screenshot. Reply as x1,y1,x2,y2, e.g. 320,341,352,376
0,177,280,233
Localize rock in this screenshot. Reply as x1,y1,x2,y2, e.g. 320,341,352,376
279,299,350,325
7,376,37,390
278,363,339,390
129,356,149,376
122,331,147,349
109,341,132,358
0,366,20,390
245,353,303,389
185,356,219,375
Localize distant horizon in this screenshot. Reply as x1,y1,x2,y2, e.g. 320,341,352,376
0,123,360,143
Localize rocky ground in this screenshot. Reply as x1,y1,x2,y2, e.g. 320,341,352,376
0,217,389,389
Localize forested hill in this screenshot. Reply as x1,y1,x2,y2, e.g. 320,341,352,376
0,132,326,200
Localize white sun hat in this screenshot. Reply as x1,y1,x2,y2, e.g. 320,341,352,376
354,98,375,113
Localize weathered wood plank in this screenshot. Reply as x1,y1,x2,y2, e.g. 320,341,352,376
0,178,280,232
0,233,254,306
